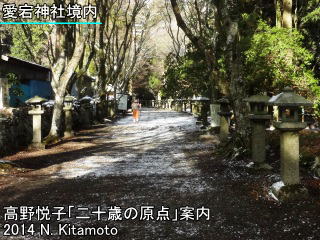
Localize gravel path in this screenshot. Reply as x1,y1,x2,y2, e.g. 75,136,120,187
0,109,319,240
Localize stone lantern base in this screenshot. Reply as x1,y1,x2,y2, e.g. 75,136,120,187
63,106,74,138
249,115,272,170
247,162,273,171
271,182,308,201
218,112,231,141
210,103,221,129
29,142,45,150
64,131,75,138
28,109,45,150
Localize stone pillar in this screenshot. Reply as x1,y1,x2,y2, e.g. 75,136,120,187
0,118,7,153
217,98,231,141
183,102,187,112
0,78,9,109
177,102,183,112
80,99,92,128
169,101,172,110
28,106,45,149
251,120,272,169
63,106,74,138
219,115,229,141
198,101,209,127
280,131,300,185
171,101,176,111
193,102,199,117
210,104,221,128
108,101,115,118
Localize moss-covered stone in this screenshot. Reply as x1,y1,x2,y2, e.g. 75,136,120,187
277,184,309,201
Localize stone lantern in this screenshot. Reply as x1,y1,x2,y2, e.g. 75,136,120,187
80,96,92,128
189,99,193,114
269,87,313,199
26,96,47,149
193,96,210,127
245,95,272,170
183,99,187,112
171,100,176,111
63,95,75,138
176,99,183,112
191,99,198,117
217,98,232,141
210,102,221,129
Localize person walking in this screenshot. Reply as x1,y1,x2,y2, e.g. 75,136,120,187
131,99,141,123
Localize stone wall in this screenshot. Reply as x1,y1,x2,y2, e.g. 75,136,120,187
0,98,109,157
0,106,53,157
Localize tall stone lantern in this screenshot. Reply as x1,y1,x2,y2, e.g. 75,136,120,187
63,95,75,138
217,98,231,141
244,95,272,170
193,96,210,127
26,96,47,150
269,87,313,199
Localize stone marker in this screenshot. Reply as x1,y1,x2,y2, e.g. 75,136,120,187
192,96,210,127
269,87,313,200
176,100,183,112
245,94,272,170
183,101,187,112
190,100,193,113
0,78,9,108
63,95,75,138
210,103,221,128
217,98,231,141
199,97,210,127
26,96,47,150
171,100,175,111
80,96,92,128
0,118,7,151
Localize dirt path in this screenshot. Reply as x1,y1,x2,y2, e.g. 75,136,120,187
0,109,319,239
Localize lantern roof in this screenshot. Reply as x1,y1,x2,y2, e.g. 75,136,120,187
192,96,210,101
244,95,270,103
64,95,75,102
216,97,229,104
25,95,47,104
79,96,92,103
269,87,313,107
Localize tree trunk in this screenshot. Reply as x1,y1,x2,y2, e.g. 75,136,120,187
275,0,282,27
45,28,87,143
282,0,293,28
220,1,250,147
282,0,293,66
49,91,64,138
